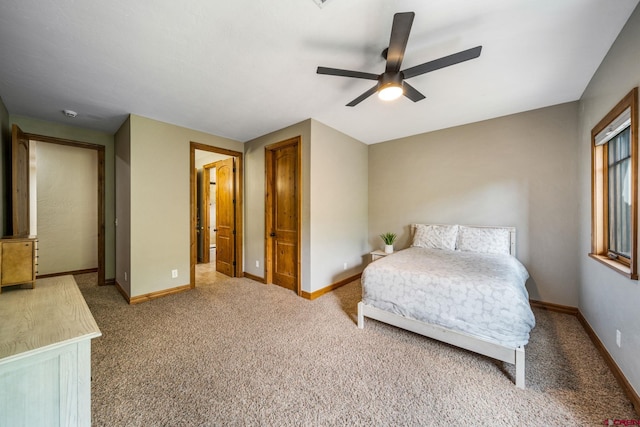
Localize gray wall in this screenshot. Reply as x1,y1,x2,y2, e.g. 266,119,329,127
578,3,640,397
368,102,581,306
309,120,368,290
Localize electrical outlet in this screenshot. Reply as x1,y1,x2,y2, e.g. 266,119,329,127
616,330,621,348
343,262,347,270
171,269,178,279
256,260,260,268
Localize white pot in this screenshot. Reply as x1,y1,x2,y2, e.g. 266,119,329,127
384,244,394,254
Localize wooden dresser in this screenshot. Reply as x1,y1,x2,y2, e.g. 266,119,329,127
0,236,37,293
0,275,101,426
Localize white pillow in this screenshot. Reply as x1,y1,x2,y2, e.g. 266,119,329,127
411,224,458,251
457,226,511,255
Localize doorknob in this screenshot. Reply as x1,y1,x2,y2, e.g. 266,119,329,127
270,232,276,237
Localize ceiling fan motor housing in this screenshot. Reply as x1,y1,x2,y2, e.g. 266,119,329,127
379,72,403,90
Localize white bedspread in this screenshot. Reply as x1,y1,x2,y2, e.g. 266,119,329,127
361,247,535,347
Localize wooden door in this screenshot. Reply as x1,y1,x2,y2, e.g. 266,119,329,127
266,138,300,293
201,167,210,264
196,167,212,264
201,164,215,264
215,158,235,276
11,125,30,236
191,167,198,279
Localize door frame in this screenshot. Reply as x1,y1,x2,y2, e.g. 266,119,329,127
21,132,106,286
190,142,243,286
264,136,301,296
11,125,30,237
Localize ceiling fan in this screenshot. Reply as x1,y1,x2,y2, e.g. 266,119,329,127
316,12,482,107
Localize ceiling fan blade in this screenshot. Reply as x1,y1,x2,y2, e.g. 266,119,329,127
317,66,379,80
385,12,415,73
346,85,379,107
402,46,483,79
402,81,426,102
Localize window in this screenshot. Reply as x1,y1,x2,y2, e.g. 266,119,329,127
590,88,638,279
608,127,631,259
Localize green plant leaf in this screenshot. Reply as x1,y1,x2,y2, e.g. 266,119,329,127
379,232,397,245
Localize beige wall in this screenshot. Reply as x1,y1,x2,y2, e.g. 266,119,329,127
578,4,640,396
35,142,98,275
244,119,369,294
195,151,229,169
0,97,9,237
310,120,368,291
124,114,243,297
368,102,580,306
10,115,116,279
115,117,131,295
244,120,312,290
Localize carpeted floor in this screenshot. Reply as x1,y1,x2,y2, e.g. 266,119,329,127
74,272,637,426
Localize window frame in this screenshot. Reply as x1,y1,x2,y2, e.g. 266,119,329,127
590,87,638,279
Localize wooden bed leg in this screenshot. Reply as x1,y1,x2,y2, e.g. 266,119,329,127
357,302,364,329
515,346,525,389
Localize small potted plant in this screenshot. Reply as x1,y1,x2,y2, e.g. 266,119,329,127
380,232,397,254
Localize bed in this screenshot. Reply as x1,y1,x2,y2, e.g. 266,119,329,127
358,224,535,388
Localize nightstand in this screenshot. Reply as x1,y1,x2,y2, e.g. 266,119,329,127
0,236,37,293
370,250,390,262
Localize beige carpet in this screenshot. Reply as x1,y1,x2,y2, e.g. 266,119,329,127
74,272,637,426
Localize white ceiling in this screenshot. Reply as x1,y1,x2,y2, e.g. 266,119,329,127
0,0,638,144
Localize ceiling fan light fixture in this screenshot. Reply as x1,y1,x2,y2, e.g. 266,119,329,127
316,12,481,107
378,83,403,101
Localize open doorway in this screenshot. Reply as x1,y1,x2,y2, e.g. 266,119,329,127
190,142,243,287
12,126,106,285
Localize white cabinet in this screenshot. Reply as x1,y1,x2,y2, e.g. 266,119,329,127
0,276,101,426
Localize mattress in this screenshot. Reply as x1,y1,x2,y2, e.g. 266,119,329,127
361,247,535,347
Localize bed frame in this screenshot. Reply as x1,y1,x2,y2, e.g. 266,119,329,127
357,225,526,389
